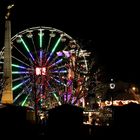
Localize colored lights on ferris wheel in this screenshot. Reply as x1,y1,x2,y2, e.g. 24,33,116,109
38,29,44,37
56,51,71,58
1,26,89,108
16,35,23,43
71,44,76,48
69,40,77,48
69,43,76,48
63,51,71,58
56,51,63,56
26,32,33,38
16,37,22,43
49,32,56,37
38,32,44,36
70,40,76,43
60,33,65,37
61,37,66,42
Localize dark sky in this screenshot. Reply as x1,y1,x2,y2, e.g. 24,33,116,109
0,0,140,83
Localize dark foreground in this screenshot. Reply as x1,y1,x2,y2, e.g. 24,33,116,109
0,103,140,139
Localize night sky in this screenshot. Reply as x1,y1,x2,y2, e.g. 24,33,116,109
0,0,140,83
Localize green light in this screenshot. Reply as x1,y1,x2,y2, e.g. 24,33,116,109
20,37,35,61
12,71,29,74
20,37,30,52
12,64,26,69
13,82,24,91
12,79,29,91
39,30,43,48
51,37,61,54
53,92,61,105
21,94,29,106
47,37,61,62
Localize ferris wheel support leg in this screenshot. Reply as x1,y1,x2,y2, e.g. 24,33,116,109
82,97,85,108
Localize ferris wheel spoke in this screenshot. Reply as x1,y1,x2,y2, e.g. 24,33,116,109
12,56,31,67
51,77,67,87
13,91,24,103
38,29,44,65
52,76,67,85
12,71,29,74
20,37,35,61
49,64,68,74
46,36,62,64
13,85,31,102
52,92,62,105
12,44,29,60
39,29,43,49
46,36,52,53
31,37,39,62
39,50,43,65
12,64,28,69
51,70,67,73
21,93,30,106
47,54,60,67
12,75,30,82
48,58,63,68
47,45,68,66
46,81,57,93
56,65,68,69
12,78,30,91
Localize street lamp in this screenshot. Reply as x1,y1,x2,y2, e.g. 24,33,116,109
109,79,115,106
109,78,115,122
132,86,136,91
109,79,115,90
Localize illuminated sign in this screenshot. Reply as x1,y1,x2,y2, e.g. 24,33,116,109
35,67,46,75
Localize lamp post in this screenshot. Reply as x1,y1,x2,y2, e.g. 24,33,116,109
33,66,38,125
130,85,140,103
109,78,115,122
109,78,115,106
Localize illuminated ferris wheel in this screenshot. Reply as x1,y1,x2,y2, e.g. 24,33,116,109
0,26,90,110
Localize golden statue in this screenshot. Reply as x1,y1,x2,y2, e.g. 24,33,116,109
5,4,14,19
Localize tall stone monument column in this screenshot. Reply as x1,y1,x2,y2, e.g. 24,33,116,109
1,4,14,104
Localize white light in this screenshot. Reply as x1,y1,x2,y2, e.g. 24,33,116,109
132,86,136,91
49,32,56,37
110,83,115,89
35,67,41,75
35,67,46,75
110,78,115,89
